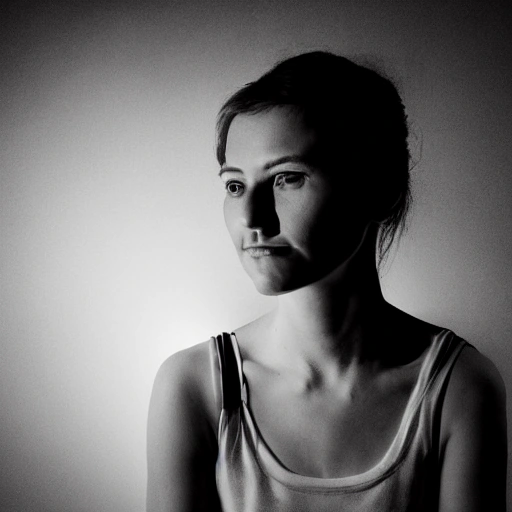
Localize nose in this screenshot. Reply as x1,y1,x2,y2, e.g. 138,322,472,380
240,185,280,236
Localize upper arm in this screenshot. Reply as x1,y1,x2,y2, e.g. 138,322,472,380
439,346,507,512
146,342,222,512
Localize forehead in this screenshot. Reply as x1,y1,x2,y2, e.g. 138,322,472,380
224,108,318,167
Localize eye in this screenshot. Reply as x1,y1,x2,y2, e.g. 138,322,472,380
274,172,306,189
225,180,245,197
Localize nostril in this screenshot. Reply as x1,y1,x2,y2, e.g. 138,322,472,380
250,229,263,243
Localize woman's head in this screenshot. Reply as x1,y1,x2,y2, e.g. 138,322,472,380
216,51,411,269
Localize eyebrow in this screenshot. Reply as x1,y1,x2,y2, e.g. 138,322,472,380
218,155,314,177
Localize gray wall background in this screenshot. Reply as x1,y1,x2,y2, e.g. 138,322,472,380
1,0,511,510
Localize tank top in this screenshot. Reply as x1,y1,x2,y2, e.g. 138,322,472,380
210,329,468,512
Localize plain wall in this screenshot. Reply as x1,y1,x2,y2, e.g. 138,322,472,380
1,0,511,510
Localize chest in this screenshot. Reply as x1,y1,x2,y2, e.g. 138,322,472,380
242,363,418,479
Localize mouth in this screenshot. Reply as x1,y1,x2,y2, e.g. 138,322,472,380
243,245,292,258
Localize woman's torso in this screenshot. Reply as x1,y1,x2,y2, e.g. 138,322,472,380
231,314,438,479
210,319,469,511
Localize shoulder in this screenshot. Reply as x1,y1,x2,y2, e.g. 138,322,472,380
439,339,507,461
147,339,222,511
437,340,507,511
155,339,214,390
150,339,221,434
442,341,506,428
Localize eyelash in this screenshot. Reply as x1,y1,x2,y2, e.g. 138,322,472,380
225,172,306,197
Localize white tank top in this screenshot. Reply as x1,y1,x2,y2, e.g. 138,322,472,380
210,330,468,511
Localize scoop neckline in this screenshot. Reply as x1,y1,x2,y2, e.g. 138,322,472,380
229,329,454,491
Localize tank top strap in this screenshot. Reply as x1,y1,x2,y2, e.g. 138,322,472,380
416,329,468,400
213,332,244,412
400,329,468,445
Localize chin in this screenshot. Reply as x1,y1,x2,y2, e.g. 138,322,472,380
254,285,281,296
249,272,312,296
248,274,281,296
241,252,344,295
248,257,355,295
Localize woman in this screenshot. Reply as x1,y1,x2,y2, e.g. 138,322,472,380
146,52,507,511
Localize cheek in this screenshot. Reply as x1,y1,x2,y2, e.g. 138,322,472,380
299,205,336,250
276,198,327,250
223,199,240,243
279,196,365,257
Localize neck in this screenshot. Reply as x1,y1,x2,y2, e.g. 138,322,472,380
265,224,392,379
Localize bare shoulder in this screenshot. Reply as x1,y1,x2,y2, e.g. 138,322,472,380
157,338,214,377
152,339,220,432
438,342,507,511
443,343,506,424
440,340,507,453
147,339,222,512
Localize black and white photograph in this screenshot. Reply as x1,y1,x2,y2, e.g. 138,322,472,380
1,1,511,511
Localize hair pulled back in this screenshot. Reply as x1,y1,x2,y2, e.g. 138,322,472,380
216,51,411,266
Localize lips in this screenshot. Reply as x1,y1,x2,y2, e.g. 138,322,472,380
243,245,291,257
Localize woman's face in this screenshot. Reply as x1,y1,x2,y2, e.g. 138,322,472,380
221,107,369,295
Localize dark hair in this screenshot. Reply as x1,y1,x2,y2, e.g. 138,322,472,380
216,51,411,267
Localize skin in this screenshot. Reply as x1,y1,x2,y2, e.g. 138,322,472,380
146,107,507,512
